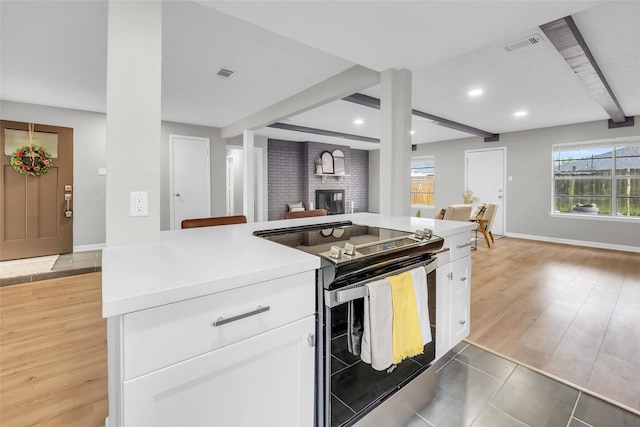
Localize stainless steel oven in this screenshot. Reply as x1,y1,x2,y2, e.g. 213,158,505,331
254,221,444,427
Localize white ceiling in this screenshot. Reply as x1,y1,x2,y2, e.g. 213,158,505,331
1,1,639,150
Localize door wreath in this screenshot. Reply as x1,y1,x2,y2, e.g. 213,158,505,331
9,123,53,176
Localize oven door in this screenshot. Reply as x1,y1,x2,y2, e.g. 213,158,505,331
317,257,438,427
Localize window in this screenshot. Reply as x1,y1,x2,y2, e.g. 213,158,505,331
411,156,434,207
553,139,640,218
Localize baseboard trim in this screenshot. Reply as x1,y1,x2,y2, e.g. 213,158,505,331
73,243,106,252
505,233,640,253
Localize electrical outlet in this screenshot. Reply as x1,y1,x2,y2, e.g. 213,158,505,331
130,191,149,216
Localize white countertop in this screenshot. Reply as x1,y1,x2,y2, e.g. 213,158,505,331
102,213,475,317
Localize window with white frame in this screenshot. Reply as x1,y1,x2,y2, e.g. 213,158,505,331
553,138,640,218
411,156,435,207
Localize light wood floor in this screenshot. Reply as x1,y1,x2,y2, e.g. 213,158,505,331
469,237,640,414
1,240,638,424
0,272,107,427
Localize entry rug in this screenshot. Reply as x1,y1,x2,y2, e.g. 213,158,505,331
0,255,59,279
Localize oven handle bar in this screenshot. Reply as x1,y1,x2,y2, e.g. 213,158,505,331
325,258,438,307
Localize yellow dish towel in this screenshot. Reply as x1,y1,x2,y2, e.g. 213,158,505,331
389,271,424,364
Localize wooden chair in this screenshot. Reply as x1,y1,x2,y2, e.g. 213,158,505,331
470,202,498,247
283,209,327,219
181,215,247,229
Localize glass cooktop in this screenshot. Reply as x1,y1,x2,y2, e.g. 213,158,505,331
254,221,442,265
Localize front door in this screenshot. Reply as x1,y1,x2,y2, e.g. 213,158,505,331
1,120,73,261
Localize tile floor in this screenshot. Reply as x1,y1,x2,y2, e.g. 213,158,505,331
406,342,640,427
0,250,102,286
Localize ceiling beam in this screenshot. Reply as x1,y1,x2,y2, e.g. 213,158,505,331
268,122,380,144
540,16,633,127
221,65,379,139
343,93,500,142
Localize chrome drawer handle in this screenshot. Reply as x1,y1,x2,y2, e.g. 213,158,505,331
459,320,467,325
213,305,270,327
456,242,471,249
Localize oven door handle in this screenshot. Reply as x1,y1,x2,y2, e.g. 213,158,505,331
333,252,435,286
326,258,437,307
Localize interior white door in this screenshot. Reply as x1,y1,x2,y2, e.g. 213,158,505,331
170,135,210,230
465,148,505,235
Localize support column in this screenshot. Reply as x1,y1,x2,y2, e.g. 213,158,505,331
243,130,255,223
379,69,412,216
105,0,161,246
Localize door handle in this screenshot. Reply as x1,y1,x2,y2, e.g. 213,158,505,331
65,196,72,217
175,193,181,197
212,305,270,327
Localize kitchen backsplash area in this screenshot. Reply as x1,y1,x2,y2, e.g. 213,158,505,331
268,139,369,220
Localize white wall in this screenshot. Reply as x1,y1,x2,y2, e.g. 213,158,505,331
160,121,226,230
368,149,380,213
412,116,640,251
2,101,232,246
7,100,637,251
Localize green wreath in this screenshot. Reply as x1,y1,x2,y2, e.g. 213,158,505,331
10,145,53,176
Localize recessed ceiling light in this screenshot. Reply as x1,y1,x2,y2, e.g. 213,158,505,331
468,89,483,97
410,130,415,135
354,118,364,125
514,110,528,117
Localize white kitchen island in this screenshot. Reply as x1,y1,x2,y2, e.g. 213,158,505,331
103,213,475,426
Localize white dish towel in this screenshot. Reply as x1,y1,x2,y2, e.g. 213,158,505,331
360,278,394,371
410,266,432,345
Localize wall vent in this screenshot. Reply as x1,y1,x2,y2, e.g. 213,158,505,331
216,68,235,78
502,34,544,52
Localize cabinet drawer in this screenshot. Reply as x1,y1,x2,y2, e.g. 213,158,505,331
451,257,471,303
446,232,472,262
123,270,315,380
123,316,315,427
450,299,470,345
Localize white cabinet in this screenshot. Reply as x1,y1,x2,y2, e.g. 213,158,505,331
123,316,315,427
435,232,471,360
107,271,316,427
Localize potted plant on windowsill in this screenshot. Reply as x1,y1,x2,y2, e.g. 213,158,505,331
572,203,599,214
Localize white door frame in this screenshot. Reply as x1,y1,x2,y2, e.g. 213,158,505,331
465,147,507,236
226,145,264,222
169,134,211,230
226,155,234,216
254,146,264,222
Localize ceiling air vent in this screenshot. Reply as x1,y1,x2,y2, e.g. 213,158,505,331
216,68,235,78
501,34,544,52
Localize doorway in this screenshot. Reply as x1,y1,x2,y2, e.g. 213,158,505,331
465,148,506,236
169,135,211,230
1,120,73,261
226,146,264,222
